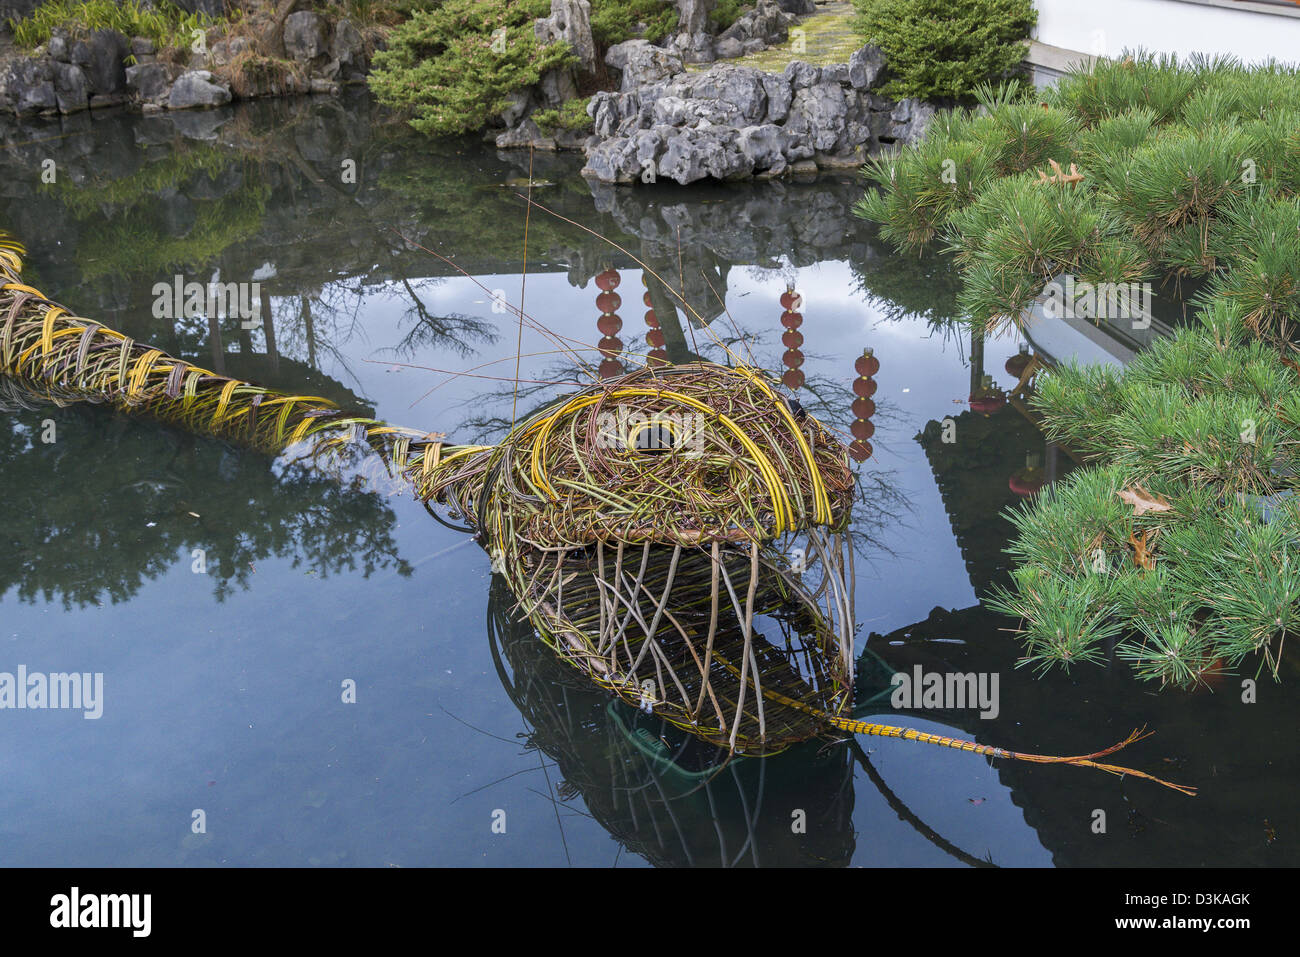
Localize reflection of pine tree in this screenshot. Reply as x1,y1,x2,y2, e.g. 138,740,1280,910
0,393,411,609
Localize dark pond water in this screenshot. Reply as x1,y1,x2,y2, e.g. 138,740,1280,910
0,91,1294,867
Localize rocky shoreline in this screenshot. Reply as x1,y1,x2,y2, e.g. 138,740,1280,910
0,7,370,116
495,0,935,185
0,0,935,187
577,41,933,184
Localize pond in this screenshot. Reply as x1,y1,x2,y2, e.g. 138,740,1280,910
0,90,1293,867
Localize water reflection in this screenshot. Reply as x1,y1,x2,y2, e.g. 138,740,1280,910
0,383,411,607
0,92,1295,867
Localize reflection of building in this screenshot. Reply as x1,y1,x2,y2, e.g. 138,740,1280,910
864,602,1298,867
1019,276,1174,370
917,405,1062,597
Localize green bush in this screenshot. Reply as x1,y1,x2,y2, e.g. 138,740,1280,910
851,0,1036,102
862,56,1300,689
590,0,678,47
8,0,221,50
370,0,682,137
368,0,575,137
532,96,594,134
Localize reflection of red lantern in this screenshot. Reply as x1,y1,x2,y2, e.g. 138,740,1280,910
970,394,1006,415
970,373,1006,416
643,291,653,308
852,376,877,398
644,310,659,328
849,347,878,464
597,269,624,379
1009,452,1045,497
647,349,669,366
646,329,666,348
779,287,805,392
1005,343,1032,381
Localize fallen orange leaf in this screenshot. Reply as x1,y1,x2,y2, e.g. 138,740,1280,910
1118,485,1173,516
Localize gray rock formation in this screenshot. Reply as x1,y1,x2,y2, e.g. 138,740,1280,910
580,45,931,185
1,58,56,114
284,11,332,63
670,0,718,64
534,0,598,75
332,19,368,80
52,61,89,114
618,44,686,93
168,70,232,110
70,29,129,97
2,6,372,114
127,62,176,105
716,0,797,55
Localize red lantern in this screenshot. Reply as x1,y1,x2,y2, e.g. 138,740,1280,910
646,329,666,348
644,310,659,328
598,335,623,358
780,289,801,311
647,349,669,366
855,349,880,377
849,439,873,463
853,397,876,419
1009,469,1046,497
1005,344,1032,381
597,314,622,336
782,329,804,349
596,269,621,291
850,418,875,441
599,358,624,379
596,291,622,314
643,292,653,308
781,369,805,390
780,310,803,329
852,376,877,398
969,393,1006,415
783,350,804,369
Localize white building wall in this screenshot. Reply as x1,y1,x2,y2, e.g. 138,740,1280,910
1034,0,1300,65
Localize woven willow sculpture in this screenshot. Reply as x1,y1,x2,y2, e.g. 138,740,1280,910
0,234,1192,788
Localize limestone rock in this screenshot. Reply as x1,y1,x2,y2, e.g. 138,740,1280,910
169,70,232,110
534,0,598,75
283,11,331,63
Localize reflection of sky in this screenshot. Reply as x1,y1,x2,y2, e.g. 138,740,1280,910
0,200,1053,866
